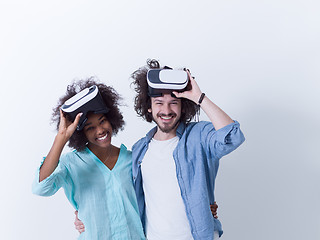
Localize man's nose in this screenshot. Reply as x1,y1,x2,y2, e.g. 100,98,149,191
161,104,171,114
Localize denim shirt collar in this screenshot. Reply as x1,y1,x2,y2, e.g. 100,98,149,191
176,121,186,138
144,121,186,143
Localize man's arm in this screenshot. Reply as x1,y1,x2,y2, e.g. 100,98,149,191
73,203,218,234
74,211,85,234
172,71,233,130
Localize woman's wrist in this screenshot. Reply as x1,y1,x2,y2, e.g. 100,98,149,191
55,132,69,146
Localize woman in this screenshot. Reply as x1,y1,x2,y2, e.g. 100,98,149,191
32,77,145,239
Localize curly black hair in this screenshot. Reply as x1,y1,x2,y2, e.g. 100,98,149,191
52,77,125,151
130,59,199,124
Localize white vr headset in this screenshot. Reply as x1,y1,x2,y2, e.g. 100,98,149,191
61,85,109,131
147,69,189,97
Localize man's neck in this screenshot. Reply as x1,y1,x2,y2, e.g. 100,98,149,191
153,128,177,141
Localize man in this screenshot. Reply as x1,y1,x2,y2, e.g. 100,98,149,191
75,59,244,239
130,59,245,239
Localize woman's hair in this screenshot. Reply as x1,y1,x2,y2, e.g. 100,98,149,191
130,59,199,124
52,77,124,151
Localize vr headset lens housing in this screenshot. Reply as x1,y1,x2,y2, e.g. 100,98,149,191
61,85,109,130
147,69,189,97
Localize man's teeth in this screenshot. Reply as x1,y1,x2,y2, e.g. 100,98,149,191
97,134,108,140
161,116,172,120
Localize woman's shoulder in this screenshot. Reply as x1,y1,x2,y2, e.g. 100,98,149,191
59,149,88,165
119,144,132,158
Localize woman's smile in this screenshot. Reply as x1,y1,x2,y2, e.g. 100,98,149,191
97,132,109,141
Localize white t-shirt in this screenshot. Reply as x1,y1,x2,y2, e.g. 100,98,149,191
141,136,220,240
141,136,194,240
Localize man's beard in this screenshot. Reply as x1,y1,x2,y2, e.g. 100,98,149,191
153,113,180,133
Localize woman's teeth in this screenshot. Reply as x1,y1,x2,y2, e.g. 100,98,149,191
97,134,108,140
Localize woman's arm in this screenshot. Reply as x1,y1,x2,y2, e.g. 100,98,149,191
39,110,82,182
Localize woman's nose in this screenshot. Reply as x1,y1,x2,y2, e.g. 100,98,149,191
96,125,104,134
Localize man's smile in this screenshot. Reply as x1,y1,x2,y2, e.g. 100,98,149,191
158,113,176,121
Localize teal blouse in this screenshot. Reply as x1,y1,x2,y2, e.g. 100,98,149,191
32,144,145,240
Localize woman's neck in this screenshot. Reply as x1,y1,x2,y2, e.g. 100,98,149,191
88,144,113,161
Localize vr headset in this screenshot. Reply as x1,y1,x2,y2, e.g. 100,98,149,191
147,68,189,97
60,85,109,131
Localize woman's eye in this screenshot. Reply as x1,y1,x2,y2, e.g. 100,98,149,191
86,127,94,131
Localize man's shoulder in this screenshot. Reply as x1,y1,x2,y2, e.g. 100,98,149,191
132,136,147,151
132,126,157,150
185,121,214,131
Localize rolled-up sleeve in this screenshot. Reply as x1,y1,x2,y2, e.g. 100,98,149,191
32,157,68,197
202,120,245,159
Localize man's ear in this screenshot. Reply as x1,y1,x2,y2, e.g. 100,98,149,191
148,108,152,113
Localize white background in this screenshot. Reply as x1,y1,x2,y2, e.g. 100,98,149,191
1,0,319,239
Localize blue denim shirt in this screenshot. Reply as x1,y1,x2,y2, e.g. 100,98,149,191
132,120,245,240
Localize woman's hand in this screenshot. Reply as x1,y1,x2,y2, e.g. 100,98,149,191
57,110,82,142
38,111,82,182
210,202,218,219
